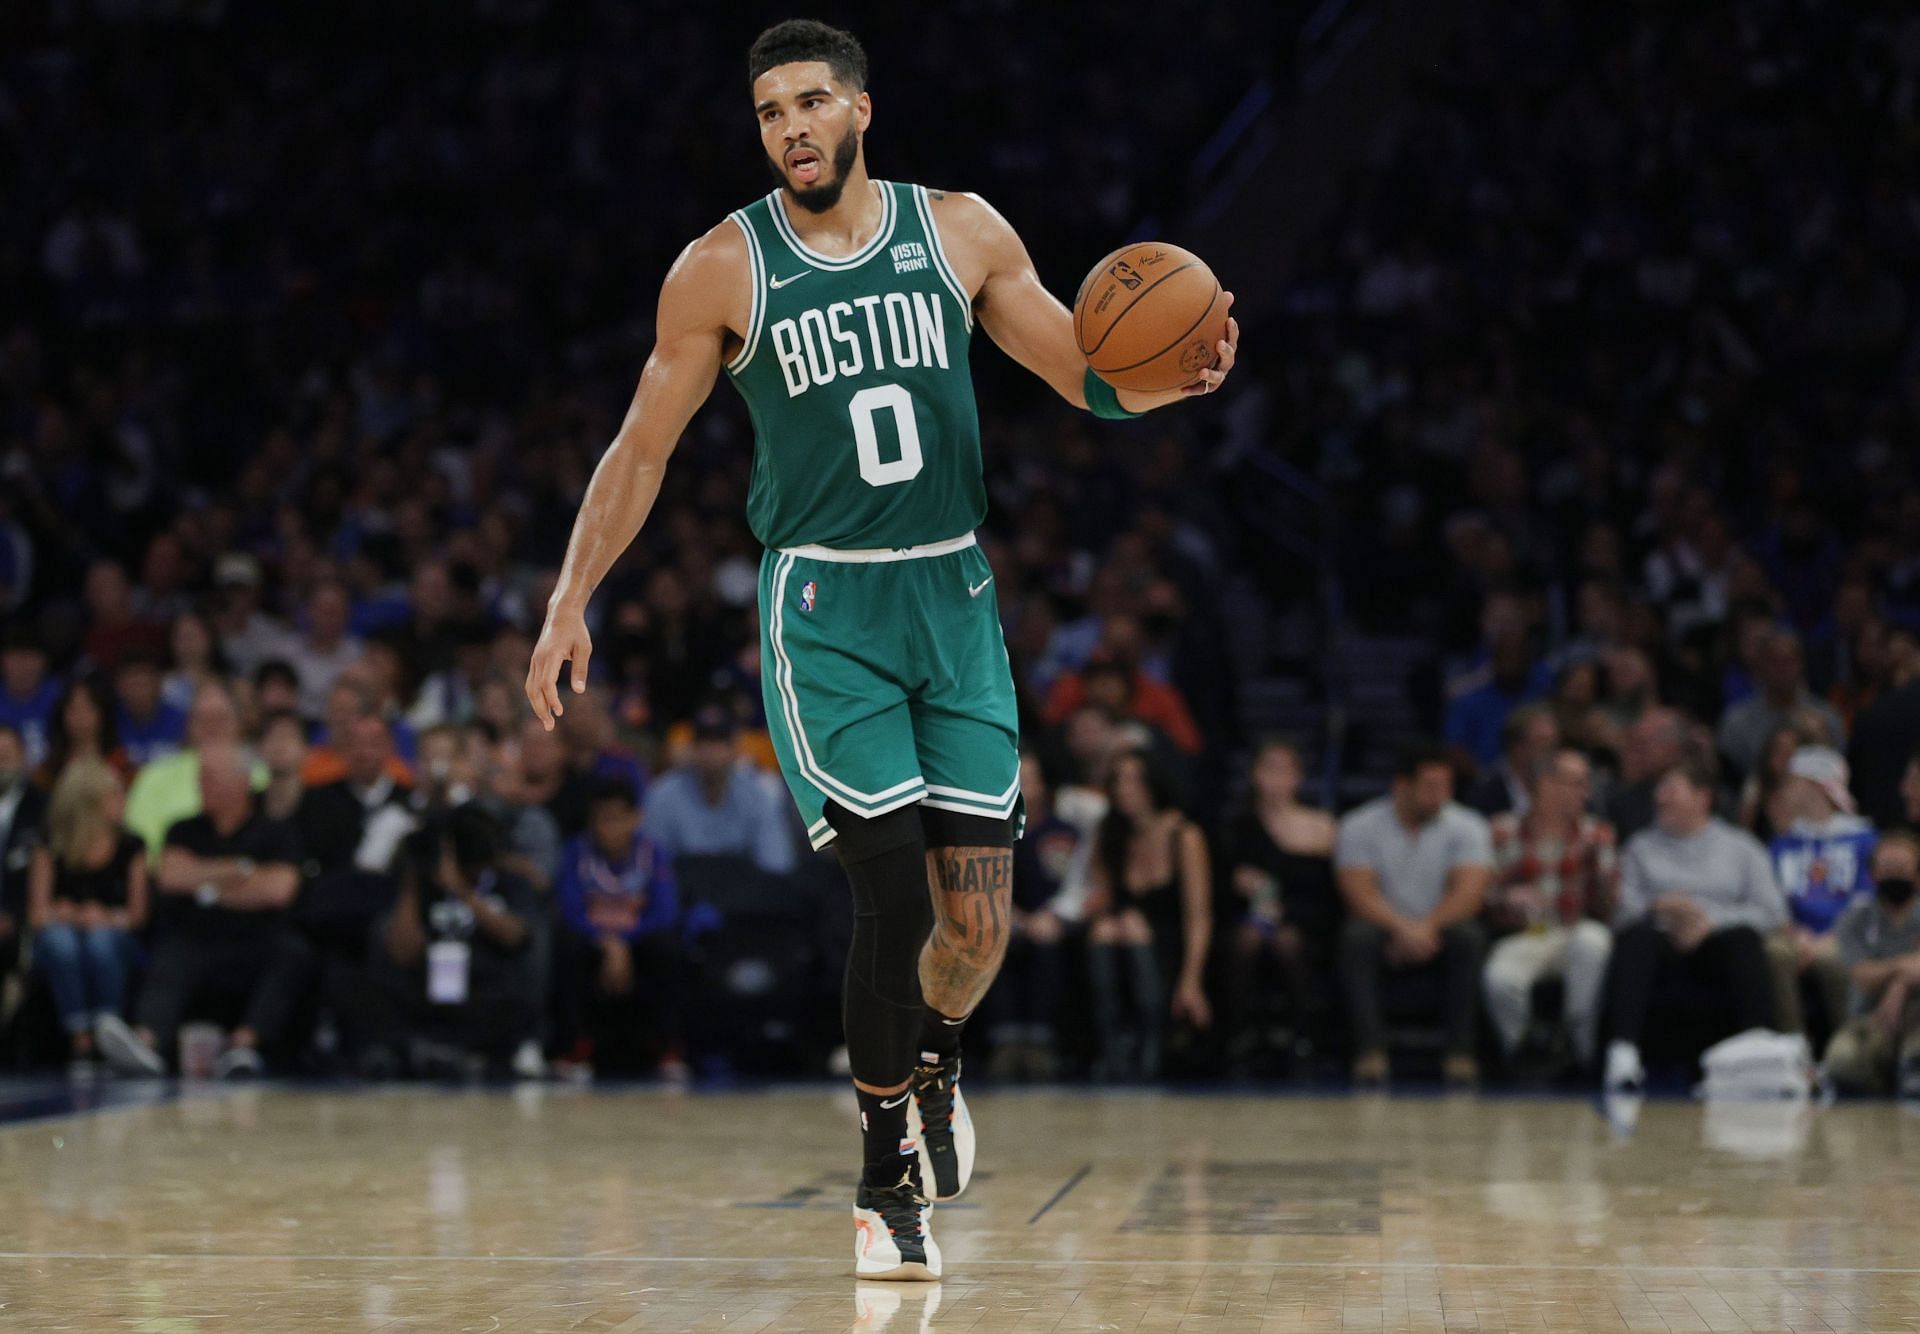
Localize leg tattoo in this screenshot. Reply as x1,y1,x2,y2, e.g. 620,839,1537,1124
921,846,1013,1018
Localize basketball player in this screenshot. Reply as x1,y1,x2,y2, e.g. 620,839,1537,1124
525,19,1237,1280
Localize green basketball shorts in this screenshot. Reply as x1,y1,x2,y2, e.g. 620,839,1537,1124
758,532,1023,851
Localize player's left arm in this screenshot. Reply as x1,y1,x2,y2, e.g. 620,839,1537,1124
930,191,1237,412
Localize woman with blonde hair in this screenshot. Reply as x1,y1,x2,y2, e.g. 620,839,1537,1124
27,759,148,1069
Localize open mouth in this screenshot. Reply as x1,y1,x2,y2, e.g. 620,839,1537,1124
787,146,822,185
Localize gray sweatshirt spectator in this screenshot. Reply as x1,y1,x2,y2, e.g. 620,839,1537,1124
1603,762,1786,1092
1616,820,1786,935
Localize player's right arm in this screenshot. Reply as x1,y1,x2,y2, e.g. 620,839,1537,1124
525,224,749,729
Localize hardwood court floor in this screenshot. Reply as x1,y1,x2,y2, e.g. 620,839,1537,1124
0,1082,1916,1331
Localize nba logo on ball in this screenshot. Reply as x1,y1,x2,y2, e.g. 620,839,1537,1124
800,580,817,612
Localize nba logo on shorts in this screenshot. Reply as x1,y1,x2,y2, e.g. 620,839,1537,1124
800,579,817,612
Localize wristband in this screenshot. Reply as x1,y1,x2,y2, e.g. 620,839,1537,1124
1083,367,1144,420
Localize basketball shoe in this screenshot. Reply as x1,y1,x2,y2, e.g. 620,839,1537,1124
853,1170,941,1281
906,1053,974,1200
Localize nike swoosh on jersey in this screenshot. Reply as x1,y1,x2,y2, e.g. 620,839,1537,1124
880,1092,911,1108
769,271,811,289
968,577,994,597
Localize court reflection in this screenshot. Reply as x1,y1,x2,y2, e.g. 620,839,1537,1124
0,1084,1917,1329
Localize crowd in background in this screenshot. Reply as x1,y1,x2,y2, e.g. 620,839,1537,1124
5,0,1920,1090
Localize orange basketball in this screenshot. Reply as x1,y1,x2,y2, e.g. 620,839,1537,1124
1073,242,1228,394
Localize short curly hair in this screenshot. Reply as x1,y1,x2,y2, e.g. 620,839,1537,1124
748,19,867,93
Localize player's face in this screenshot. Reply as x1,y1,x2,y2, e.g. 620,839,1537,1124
753,61,869,213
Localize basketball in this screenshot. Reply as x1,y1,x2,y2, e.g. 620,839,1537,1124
1073,241,1229,393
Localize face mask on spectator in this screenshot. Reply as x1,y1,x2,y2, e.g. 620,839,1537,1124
1879,878,1917,908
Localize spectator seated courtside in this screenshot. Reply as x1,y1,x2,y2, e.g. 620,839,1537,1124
356,805,541,1079
97,743,312,1079
1482,747,1617,1074
1336,742,1492,1088
554,779,685,1079
1767,746,1876,1042
1823,833,1920,1097
1083,749,1212,1081
641,705,797,875
1223,738,1339,1069
1602,760,1787,1092
26,759,147,1071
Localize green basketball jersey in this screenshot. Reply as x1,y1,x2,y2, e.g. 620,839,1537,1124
724,181,983,551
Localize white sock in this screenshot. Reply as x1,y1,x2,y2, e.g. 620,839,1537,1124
1605,1040,1643,1086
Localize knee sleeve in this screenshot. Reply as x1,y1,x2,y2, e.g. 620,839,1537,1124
829,803,933,1085
920,805,1015,850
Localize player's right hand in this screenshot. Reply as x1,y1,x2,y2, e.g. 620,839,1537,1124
525,603,592,730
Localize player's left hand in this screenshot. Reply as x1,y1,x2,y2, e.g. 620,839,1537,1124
1180,291,1238,397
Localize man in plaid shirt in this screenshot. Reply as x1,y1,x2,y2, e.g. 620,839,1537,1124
1483,746,1620,1069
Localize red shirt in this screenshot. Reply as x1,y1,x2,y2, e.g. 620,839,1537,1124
1042,671,1203,755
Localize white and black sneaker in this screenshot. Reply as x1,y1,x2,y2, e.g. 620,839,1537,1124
94,1015,166,1077
853,1172,941,1281
907,1055,974,1201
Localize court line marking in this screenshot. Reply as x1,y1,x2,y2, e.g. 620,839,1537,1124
1027,1163,1092,1225
0,1252,1918,1276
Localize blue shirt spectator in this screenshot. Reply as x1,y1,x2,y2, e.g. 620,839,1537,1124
116,700,187,769
115,652,187,768
642,710,796,876
1445,673,1549,769
555,781,679,944
0,638,58,769
1769,747,1878,935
